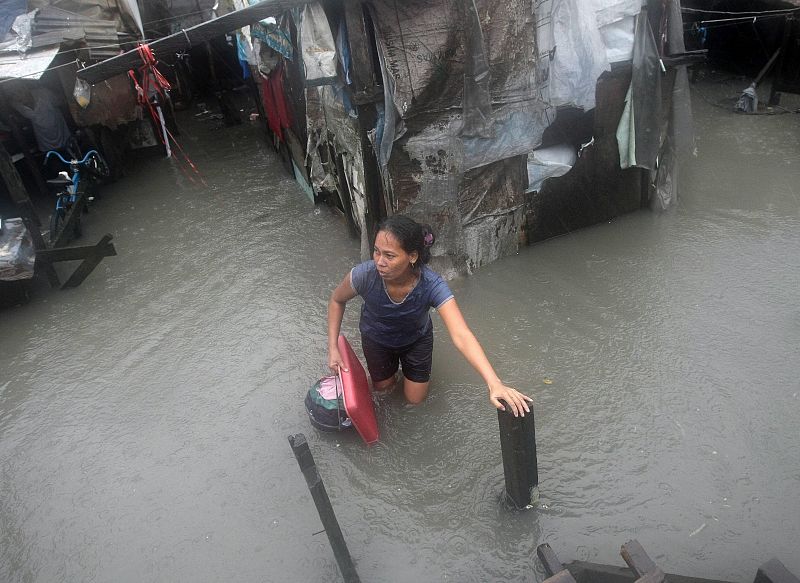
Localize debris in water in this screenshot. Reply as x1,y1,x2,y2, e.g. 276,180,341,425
543,377,553,385
689,523,707,537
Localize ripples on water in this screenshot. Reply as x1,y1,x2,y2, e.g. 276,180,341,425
1,82,799,582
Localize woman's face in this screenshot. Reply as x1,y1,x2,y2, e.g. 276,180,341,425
373,230,418,281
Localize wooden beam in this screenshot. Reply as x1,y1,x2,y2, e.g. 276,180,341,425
36,238,116,263
537,543,569,578
635,569,666,583
754,558,800,583
621,540,659,578
498,400,538,509
77,0,309,85
60,234,115,289
543,572,578,583
288,433,360,583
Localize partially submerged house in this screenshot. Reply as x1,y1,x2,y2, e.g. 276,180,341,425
66,0,693,277
241,0,693,276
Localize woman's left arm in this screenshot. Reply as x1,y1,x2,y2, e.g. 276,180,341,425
437,299,533,417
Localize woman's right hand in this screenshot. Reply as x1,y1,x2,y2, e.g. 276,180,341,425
328,346,348,375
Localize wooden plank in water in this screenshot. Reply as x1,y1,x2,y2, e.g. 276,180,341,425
754,558,800,583
543,571,578,583
36,236,117,263
621,539,659,578
60,234,116,289
635,569,666,583
538,543,567,577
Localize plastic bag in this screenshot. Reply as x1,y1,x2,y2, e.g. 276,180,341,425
73,78,91,108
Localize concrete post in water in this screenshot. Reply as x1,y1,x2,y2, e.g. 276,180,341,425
497,400,538,509
287,433,360,583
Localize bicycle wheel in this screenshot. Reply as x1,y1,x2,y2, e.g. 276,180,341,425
49,207,65,244
88,153,110,180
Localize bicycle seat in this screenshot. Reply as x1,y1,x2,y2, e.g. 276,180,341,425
47,176,73,186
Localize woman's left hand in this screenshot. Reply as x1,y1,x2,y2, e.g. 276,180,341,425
488,382,533,417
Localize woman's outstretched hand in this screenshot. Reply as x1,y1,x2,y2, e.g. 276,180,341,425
488,381,533,417
328,346,348,376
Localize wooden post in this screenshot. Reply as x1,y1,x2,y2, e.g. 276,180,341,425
497,400,538,509
287,433,360,583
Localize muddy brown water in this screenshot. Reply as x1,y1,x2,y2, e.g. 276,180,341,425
1,79,799,582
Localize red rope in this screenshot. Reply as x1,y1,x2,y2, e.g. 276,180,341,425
128,43,206,186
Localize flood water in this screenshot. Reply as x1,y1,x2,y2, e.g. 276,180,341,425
1,77,799,583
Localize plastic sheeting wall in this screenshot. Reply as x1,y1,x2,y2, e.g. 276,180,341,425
534,0,643,110
365,0,658,274
370,0,551,275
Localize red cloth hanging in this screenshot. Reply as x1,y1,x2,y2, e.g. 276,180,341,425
261,62,292,142
270,63,292,132
261,75,283,141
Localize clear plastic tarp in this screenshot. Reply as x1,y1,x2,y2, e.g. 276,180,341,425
526,144,578,193
535,0,643,110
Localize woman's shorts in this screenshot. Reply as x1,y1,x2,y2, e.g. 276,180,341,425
361,328,434,383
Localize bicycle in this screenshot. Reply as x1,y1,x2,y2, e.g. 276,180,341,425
44,149,110,244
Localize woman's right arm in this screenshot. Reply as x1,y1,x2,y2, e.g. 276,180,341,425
327,271,358,373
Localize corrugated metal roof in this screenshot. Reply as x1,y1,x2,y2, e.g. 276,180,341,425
33,6,122,60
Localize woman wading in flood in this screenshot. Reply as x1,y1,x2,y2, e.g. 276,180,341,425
327,215,532,417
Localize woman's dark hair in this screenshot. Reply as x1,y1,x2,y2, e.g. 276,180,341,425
376,215,436,266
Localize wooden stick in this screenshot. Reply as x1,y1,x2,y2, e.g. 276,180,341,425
498,400,538,509
61,234,116,289
288,433,360,583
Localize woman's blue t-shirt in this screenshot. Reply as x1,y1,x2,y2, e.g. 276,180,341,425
350,261,454,349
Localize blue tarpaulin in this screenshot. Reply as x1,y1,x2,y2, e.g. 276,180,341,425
0,0,26,40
